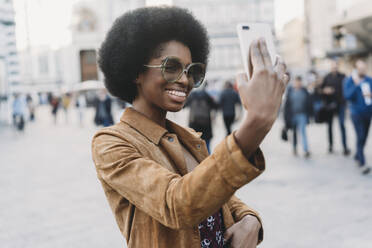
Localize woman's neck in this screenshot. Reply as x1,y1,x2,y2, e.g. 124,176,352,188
132,100,167,128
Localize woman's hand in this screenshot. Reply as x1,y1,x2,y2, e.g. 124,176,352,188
238,38,288,129
223,215,261,248
234,38,288,157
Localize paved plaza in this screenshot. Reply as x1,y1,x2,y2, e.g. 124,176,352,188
0,105,371,248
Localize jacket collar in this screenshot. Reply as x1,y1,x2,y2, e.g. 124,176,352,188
120,107,203,145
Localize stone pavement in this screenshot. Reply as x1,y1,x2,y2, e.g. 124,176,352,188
0,105,371,248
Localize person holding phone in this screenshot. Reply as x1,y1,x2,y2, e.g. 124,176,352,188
344,60,372,175
320,60,350,155
92,6,288,248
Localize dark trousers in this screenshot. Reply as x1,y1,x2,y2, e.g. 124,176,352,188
223,115,235,135
351,114,371,166
326,105,348,150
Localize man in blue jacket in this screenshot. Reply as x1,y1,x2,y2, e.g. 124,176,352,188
344,60,372,175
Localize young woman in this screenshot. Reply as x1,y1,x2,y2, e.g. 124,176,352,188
92,6,288,248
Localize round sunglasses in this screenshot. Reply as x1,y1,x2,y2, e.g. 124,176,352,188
144,56,206,88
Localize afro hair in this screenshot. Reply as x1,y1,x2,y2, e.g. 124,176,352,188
98,6,210,103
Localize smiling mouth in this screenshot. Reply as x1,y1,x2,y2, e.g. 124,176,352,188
166,89,187,97
165,89,187,103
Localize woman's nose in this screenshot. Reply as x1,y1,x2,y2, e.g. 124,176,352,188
178,70,190,86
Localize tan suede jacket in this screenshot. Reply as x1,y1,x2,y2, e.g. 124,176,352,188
91,107,265,247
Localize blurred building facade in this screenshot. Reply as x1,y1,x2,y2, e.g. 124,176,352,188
16,0,274,97
304,0,339,70
0,0,20,123
16,0,145,94
172,0,275,88
278,18,307,76
328,0,372,74
278,0,372,77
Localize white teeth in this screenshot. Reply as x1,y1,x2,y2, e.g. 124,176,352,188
167,90,186,97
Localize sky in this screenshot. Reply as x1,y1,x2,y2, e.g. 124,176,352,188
13,0,304,51
274,0,304,31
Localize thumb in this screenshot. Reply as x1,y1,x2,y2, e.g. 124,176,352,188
223,225,235,241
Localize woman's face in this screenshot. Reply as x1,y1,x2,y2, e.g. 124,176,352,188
135,40,194,113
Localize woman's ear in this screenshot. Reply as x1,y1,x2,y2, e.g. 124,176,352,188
136,73,144,85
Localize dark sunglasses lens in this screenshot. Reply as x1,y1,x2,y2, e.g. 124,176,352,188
188,64,205,87
163,58,183,82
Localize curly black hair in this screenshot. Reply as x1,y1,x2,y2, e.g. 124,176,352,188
98,6,210,103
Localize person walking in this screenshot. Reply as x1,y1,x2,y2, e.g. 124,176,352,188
344,60,372,175
185,83,218,153
219,81,241,135
321,60,350,155
284,76,312,157
50,94,60,124
26,94,35,121
75,93,87,127
12,93,27,131
62,93,72,124
94,89,114,127
92,6,288,248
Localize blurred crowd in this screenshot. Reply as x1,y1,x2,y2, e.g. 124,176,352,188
282,59,372,175
184,59,372,175
10,88,125,132
9,59,372,175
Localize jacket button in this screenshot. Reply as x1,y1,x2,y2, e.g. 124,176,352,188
167,137,174,142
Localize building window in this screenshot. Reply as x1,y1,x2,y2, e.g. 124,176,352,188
80,50,98,81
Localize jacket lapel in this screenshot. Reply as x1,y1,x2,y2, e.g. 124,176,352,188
159,134,188,175
167,121,209,163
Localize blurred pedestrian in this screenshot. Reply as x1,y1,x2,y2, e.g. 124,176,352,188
26,94,35,122
344,60,372,175
12,93,27,131
94,89,114,127
284,76,312,157
50,94,60,124
92,6,289,248
219,80,241,135
75,93,87,127
320,60,350,155
307,70,324,123
62,93,72,123
185,83,218,153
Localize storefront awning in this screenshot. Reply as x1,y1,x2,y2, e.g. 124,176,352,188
341,15,372,49
326,47,368,58
327,14,372,57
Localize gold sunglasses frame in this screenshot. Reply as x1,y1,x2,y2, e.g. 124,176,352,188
144,56,206,88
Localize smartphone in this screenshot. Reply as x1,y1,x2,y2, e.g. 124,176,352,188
237,23,276,79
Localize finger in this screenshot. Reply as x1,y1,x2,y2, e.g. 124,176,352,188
249,39,265,73
274,55,286,78
274,55,279,67
259,38,273,68
223,227,234,241
241,233,259,248
248,44,253,78
236,72,248,86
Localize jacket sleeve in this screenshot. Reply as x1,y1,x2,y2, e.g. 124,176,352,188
343,76,359,101
92,131,265,230
227,195,264,244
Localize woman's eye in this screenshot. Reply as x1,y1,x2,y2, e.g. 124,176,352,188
165,65,179,73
